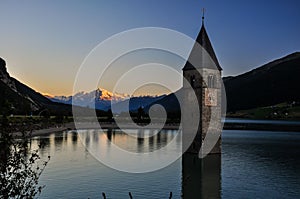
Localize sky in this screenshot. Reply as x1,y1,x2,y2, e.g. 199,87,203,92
0,0,299,96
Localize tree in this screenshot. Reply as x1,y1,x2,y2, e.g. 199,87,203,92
0,122,50,199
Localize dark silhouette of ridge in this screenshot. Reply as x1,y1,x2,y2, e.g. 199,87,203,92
225,52,300,112
0,57,90,116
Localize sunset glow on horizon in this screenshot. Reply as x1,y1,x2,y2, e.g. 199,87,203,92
0,1,299,96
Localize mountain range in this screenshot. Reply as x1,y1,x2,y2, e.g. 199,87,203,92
48,88,128,111
1,52,300,116
47,89,165,113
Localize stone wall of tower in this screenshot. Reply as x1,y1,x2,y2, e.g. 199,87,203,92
182,69,202,154
200,69,222,155
182,68,222,155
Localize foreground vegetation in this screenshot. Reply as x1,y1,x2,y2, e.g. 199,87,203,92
0,120,50,198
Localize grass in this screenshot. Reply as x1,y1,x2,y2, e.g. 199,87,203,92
227,102,300,120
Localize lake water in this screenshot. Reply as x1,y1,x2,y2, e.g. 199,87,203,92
32,129,300,198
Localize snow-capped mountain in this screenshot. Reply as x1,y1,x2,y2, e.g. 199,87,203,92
47,88,165,112
48,88,130,111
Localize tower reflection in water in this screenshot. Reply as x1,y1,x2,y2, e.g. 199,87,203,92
90,129,222,198
182,153,221,199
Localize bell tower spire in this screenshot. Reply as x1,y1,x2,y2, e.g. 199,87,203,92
182,11,223,155
202,8,205,25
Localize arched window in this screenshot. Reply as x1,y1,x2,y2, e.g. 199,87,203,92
208,74,216,88
190,75,196,88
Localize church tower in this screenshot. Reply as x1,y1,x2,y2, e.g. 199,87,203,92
182,13,222,155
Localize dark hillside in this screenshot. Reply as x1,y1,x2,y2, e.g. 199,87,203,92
225,52,300,112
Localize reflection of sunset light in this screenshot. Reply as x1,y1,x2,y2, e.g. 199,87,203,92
99,133,107,141
30,129,182,175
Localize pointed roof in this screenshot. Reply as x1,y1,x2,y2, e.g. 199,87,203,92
183,22,222,71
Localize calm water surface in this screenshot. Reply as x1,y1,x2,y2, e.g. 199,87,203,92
224,118,300,125
32,129,300,198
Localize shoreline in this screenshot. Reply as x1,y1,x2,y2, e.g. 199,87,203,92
11,119,300,138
